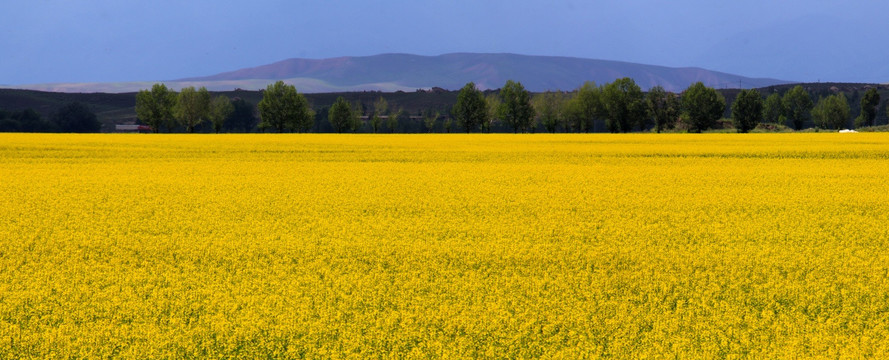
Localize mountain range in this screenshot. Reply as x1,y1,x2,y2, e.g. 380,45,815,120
4,53,792,93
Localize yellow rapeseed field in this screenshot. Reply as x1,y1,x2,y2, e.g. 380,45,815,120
1,133,888,358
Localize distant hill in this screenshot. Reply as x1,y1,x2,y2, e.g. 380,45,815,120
181,53,791,93
3,53,791,94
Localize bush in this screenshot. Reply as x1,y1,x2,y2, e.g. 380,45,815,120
854,125,889,132
53,102,101,133
751,123,793,133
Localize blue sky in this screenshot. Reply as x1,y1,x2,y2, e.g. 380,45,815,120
2,0,887,85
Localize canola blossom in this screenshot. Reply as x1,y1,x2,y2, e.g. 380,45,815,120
1,133,888,358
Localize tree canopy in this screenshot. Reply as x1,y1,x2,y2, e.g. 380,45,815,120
209,96,234,134
646,86,679,133
483,93,501,133
533,91,566,133
0,108,57,132
602,77,645,133
855,88,880,128
783,85,813,130
387,108,402,133
762,92,785,126
731,89,764,133
135,83,177,133
812,93,850,130
498,80,535,133
328,96,356,133
566,81,601,132
423,110,439,133
371,96,388,133
176,86,211,133
52,102,101,133
226,98,257,132
452,82,487,133
258,81,314,133
681,82,725,132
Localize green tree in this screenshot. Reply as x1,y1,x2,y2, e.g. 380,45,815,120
565,82,601,132
533,91,565,133
424,111,439,133
350,101,364,132
294,100,316,133
498,80,535,133
329,96,355,133
762,92,786,125
176,86,211,133
7,108,57,132
52,102,101,133
0,108,11,131
811,96,824,129
782,85,813,130
731,89,764,133
370,114,382,133
209,96,234,133
812,93,850,130
387,108,402,133
483,93,501,133
257,81,314,133
452,82,487,133
135,83,177,133
227,98,257,132
646,86,679,133
443,116,454,133
602,78,645,133
0,108,17,132
855,88,880,128
371,96,388,133
681,82,725,132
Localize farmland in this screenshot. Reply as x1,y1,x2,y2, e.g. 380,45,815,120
1,133,888,358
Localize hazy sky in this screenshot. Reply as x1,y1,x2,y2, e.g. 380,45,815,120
2,0,887,85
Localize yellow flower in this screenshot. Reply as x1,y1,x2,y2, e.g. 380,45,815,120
0,133,888,358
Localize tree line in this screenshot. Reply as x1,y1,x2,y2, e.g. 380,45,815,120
134,82,401,134
1,80,875,134
135,84,236,133
129,80,884,134
448,80,881,133
0,103,102,133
